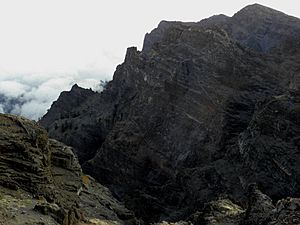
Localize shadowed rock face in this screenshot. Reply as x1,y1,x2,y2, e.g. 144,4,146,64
144,4,300,53
41,84,99,164
228,4,300,52
0,114,137,225
40,4,300,224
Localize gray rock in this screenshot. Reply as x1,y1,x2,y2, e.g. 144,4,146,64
40,4,300,224
0,114,138,225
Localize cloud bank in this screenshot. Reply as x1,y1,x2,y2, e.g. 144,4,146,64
0,71,108,120
1,1,296,121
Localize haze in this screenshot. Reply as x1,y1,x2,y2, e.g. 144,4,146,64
0,0,298,120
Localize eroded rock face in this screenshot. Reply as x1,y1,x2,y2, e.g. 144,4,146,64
189,198,245,225
0,114,52,195
238,92,300,200
0,114,137,225
40,4,300,224
41,84,99,163
176,186,300,225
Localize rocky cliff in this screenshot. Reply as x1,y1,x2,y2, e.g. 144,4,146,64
40,4,300,224
0,114,137,225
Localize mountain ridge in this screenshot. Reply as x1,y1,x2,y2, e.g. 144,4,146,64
144,3,300,53
39,4,300,224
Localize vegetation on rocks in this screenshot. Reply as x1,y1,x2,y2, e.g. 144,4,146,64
0,114,137,225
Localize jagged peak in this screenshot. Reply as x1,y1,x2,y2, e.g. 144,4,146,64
242,3,274,10
125,46,140,62
157,20,174,28
70,83,86,94
70,83,93,93
71,83,80,90
142,20,196,52
233,3,290,18
198,14,229,27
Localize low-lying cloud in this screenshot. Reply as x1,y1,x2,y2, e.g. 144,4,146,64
0,70,109,120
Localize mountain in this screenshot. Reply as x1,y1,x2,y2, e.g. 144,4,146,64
40,4,300,224
144,4,300,53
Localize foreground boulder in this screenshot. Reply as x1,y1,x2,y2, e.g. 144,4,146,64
172,186,300,225
0,114,137,225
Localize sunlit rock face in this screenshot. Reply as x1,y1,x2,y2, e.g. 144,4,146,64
40,4,300,224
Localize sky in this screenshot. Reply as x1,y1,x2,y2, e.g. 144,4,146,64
0,0,298,120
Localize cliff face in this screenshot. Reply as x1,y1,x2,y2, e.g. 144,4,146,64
40,84,99,163
40,4,300,224
0,114,137,225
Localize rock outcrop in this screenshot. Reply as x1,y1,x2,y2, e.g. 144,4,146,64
184,186,300,225
40,4,300,224
0,114,137,225
41,84,98,163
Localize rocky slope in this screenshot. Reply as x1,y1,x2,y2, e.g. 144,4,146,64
0,114,137,225
143,4,300,53
40,4,300,224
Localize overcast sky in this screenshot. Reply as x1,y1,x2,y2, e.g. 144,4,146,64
0,0,298,120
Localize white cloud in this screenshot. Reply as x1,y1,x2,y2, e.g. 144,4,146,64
19,101,50,121
77,78,101,90
0,72,106,120
10,104,21,116
0,104,4,113
0,0,298,120
0,81,29,98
